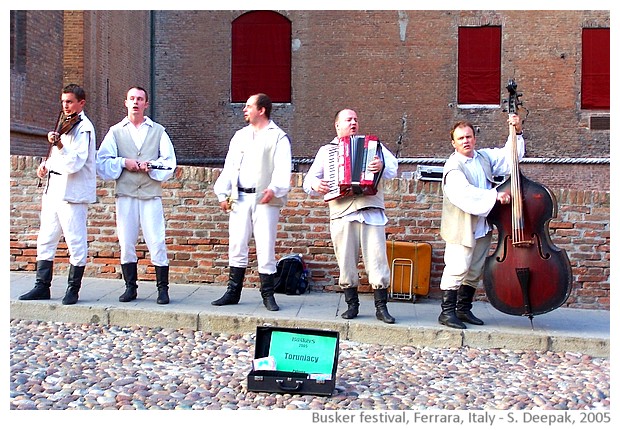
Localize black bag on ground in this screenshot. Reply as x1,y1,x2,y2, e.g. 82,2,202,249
273,253,309,295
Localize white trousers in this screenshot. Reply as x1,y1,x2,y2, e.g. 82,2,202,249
440,232,492,291
37,194,88,266
330,218,390,289
116,196,169,266
228,192,280,274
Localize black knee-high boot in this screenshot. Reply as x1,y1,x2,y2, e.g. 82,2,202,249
155,265,170,305
62,265,85,305
456,284,484,325
19,260,54,300
259,273,279,311
374,288,396,324
119,262,139,302
438,289,466,329
212,267,246,306
341,287,359,319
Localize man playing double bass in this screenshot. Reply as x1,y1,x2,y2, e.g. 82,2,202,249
438,114,524,329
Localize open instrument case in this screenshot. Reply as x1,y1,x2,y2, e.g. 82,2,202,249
247,326,340,396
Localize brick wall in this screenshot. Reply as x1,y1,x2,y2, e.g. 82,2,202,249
152,10,610,164
10,155,610,310
11,10,610,194
10,11,64,154
10,10,152,157
62,11,84,84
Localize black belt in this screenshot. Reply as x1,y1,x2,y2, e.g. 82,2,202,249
238,187,256,193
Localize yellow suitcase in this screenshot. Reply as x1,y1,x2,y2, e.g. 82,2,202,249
386,240,431,301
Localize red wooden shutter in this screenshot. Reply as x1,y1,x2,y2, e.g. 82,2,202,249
231,11,291,103
458,26,501,104
581,28,610,110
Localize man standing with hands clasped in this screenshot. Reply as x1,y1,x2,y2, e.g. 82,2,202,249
212,93,292,311
96,86,176,305
438,114,524,329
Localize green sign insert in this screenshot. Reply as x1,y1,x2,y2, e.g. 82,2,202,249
268,331,337,375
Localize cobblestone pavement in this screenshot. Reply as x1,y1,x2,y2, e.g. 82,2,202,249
10,319,610,412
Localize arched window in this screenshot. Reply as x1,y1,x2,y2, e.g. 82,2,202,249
231,11,291,103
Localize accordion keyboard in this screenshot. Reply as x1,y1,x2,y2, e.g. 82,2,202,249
323,145,341,201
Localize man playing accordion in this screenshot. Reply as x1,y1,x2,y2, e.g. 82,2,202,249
303,109,399,324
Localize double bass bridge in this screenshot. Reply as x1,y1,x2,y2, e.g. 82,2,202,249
512,239,533,247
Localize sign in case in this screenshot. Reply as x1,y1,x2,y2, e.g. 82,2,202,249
247,326,340,396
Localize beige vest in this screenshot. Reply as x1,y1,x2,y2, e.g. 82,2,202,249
114,123,165,199
328,186,385,219
254,131,287,207
440,151,495,247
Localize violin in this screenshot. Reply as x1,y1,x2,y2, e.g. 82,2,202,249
482,80,572,326
37,111,82,187
51,111,82,145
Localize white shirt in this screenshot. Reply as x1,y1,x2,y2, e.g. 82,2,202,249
214,120,291,202
443,135,525,238
44,111,97,204
96,116,176,183
303,137,399,225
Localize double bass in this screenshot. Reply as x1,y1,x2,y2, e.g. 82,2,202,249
483,80,572,324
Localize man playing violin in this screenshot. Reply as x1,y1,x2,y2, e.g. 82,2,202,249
96,86,176,305
19,84,97,305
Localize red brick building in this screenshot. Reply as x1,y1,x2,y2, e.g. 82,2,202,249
10,10,610,189
9,10,611,309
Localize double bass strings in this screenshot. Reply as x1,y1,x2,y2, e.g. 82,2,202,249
510,124,526,245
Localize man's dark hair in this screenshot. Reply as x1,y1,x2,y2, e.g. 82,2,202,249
63,83,86,102
129,86,149,102
254,93,272,119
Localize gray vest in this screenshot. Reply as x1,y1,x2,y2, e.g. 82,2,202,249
114,123,165,199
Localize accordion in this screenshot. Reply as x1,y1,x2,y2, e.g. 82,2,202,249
323,135,385,202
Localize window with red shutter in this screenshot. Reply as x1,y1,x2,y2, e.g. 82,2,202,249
581,28,610,110
231,11,291,103
458,26,502,105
